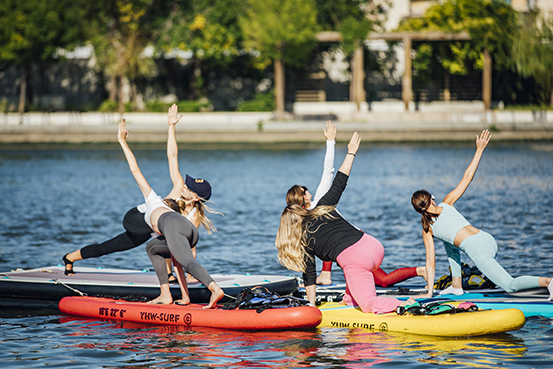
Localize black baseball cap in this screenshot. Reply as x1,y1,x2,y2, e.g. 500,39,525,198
185,174,212,201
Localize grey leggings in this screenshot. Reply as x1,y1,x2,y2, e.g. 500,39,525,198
444,230,540,292
146,212,214,287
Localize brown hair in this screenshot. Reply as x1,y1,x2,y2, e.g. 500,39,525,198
286,185,308,208
411,189,439,233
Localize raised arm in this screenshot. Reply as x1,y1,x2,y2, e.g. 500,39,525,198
118,119,151,198
166,104,185,199
338,132,360,176
311,121,337,206
443,130,491,206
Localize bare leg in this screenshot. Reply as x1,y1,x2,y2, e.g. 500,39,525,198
172,258,190,305
204,281,224,309
147,284,173,305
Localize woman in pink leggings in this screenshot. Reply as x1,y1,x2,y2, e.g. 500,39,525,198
276,132,415,313
285,121,425,288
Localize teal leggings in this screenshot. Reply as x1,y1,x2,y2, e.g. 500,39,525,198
443,231,540,293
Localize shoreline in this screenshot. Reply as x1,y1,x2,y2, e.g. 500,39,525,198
1,109,553,144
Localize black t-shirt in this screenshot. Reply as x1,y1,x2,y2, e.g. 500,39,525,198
302,171,363,286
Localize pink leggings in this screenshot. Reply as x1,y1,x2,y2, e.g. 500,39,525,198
336,234,402,314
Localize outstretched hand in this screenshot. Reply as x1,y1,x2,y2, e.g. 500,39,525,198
324,120,337,141
347,131,361,155
168,103,183,126
118,119,129,142
476,129,491,151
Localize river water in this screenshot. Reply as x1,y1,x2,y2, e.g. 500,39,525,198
1,141,553,368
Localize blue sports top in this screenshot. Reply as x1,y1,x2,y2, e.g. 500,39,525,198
430,203,471,245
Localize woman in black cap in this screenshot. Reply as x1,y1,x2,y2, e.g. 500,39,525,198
62,104,219,284
116,118,223,308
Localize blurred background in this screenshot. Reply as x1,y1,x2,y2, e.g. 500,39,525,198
1,0,553,120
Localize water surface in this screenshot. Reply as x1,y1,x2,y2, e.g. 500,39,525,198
1,142,552,368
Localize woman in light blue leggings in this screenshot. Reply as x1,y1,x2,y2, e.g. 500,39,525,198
410,130,552,300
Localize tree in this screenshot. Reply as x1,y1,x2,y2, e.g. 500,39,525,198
397,0,517,108
154,0,245,101
88,0,171,116
239,0,319,119
0,0,88,120
512,11,553,106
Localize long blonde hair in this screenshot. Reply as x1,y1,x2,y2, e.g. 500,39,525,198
275,203,336,273
165,197,223,234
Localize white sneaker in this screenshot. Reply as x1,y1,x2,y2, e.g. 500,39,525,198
439,286,464,296
548,279,553,301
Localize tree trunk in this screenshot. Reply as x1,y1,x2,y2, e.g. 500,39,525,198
108,75,117,101
402,37,412,111
18,64,30,124
130,80,137,111
550,72,553,107
274,58,285,120
353,44,365,111
483,48,492,111
118,73,125,119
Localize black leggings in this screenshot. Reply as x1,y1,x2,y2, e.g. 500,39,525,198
146,212,214,287
80,207,152,259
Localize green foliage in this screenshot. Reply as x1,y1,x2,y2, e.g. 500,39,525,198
397,0,518,77
0,0,88,65
156,0,244,64
99,100,119,113
99,99,212,112
315,0,386,55
237,91,276,112
512,12,553,105
239,0,319,68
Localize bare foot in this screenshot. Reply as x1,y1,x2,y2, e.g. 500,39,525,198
316,276,332,285
186,275,198,283
204,287,224,309
400,297,416,307
174,298,190,306
316,271,332,285
147,296,173,305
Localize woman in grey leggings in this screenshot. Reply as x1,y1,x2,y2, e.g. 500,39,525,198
118,118,224,308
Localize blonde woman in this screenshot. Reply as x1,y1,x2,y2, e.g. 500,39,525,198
276,132,414,314
286,121,426,288
412,130,553,300
117,117,224,308
62,104,206,282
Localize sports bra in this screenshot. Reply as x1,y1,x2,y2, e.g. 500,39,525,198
431,202,471,245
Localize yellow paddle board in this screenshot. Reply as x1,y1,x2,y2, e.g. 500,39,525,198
318,301,525,337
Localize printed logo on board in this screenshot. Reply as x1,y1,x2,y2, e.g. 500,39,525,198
184,313,192,325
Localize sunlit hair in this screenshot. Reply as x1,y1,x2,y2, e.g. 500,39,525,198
165,197,223,234
275,203,336,273
411,189,439,233
286,185,309,208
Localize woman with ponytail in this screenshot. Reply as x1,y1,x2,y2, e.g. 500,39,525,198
277,132,415,313
412,130,552,300
286,121,425,288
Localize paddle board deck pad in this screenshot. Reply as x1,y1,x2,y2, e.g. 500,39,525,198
0,266,299,308
297,284,552,317
318,301,525,337
59,296,322,330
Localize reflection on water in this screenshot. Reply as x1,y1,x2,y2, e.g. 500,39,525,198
1,142,553,367
2,314,547,369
